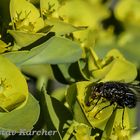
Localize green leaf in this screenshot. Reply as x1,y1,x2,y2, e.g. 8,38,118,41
8,26,52,49
51,86,67,102
78,59,90,80
22,36,82,65
0,94,40,131
90,49,137,83
51,64,77,84
3,50,31,66
0,55,29,112
21,64,53,78
8,30,45,48
3,36,82,65
46,18,87,35
101,109,117,139
78,48,100,81
66,84,78,111
101,58,137,83
94,33,140,67
39,86,72,140
51,62,86,84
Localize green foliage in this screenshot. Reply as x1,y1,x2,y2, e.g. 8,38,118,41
0,94,40,131
39,86,72,140
3,36,82,65
0,0,140,140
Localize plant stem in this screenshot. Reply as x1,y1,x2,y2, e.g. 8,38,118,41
36,76,48,91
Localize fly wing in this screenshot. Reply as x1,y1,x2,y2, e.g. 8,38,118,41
128,81,140,102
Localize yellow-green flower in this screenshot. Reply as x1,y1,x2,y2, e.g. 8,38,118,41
10,0,44,32
89,49,137,82
57,0,110,45
111,124,130,140
114,0,140,27
0,55,28,112
74,123,99,140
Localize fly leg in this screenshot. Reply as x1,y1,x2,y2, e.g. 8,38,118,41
86,97,101,112
94,103,113,119
122,108,125,129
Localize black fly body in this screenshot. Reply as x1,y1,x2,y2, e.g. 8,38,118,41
86,81,139,128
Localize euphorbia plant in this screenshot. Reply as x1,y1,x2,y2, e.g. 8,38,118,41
0,0,140,140
65,49,137,140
